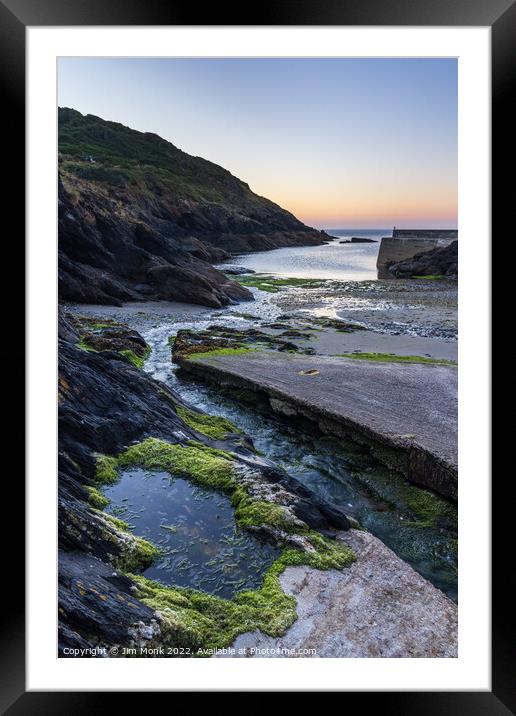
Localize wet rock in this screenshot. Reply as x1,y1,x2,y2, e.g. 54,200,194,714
174,349,458,500
217,530,457,658
58,311,353,653
172,325,314,359
79,325,149,358
339,237,377,244
146,263,251,308
308,316,367,332
222,265,256,275
388,241,458,279
58,551,157,655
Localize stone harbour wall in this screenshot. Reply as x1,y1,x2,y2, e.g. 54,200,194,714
377,235,457,278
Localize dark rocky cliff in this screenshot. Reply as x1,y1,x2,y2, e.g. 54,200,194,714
58,310,351,653
58,108,327,307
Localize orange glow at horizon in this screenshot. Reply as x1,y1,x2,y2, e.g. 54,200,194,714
256,179,457,229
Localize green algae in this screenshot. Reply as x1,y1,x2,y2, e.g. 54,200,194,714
411,275,447,280
235,498,293,531
76,327,151,369
405,487,457,529
353,463,457,531
117,438,237,492
115,535,160,572
175,405,241,440
84,321,119,330
336,352,456,366
233,275,326,293
83,321,113,330
93,436,355,652
118,345,151,369
97,511,160,571
94,454,119,484
86,485,110,509
77,337,98,352
186,347,253,361
232,490,299,533
308,316,367,332
101,512,130,531
129,532,354,654
72,316,122,330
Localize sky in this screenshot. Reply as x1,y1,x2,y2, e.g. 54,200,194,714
58,58,457,230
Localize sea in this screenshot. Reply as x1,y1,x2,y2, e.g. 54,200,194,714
231,229,389,282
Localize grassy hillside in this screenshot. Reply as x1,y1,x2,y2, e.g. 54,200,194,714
58,107,277,208
58,108,325,307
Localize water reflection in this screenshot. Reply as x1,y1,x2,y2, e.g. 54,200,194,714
104,468,280,598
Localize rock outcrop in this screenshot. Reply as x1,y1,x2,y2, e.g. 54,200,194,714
58,310,353,654
217,530,457,658
339,237,377,244
58,108,327,307
388,240,458,279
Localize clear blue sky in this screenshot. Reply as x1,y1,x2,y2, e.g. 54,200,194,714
58,57,457,229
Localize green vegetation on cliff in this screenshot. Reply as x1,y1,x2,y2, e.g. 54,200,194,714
58,108,324,307
59,107,278,208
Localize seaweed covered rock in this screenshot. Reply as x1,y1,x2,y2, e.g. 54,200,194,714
70,315,151,366
58,309,353,654
172,325,315,361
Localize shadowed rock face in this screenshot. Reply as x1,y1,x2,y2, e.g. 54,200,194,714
388,240,458,278
58,108,327,307
58,310,353,653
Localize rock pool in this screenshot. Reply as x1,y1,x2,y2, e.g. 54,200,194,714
103,468,280,599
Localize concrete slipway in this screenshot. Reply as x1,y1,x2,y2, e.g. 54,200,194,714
178,351,458,500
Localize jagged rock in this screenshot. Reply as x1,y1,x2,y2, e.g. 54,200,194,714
58,551,156,655
388,241,458,278
221,265,256,275
172,325,314,359
339,237,377,244
58,311,353,653
146,263,249,308
58,108,327,307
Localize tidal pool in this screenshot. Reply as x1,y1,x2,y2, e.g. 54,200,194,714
104,468,280,599
164,377,458,601
76,288,457,602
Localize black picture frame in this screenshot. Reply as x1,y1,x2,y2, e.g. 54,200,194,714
5,0,507,709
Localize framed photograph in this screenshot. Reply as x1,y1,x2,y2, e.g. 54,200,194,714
5,0,508,707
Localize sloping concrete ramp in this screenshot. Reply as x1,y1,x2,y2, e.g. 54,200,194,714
217,530,457,658
180,351,458,499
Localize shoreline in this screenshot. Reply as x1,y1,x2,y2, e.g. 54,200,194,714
59,266,458,656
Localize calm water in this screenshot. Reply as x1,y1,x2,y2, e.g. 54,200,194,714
104,468,280,598
88,227,457,601
140,327,458,601
229,230,387,281
170,379,458,601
